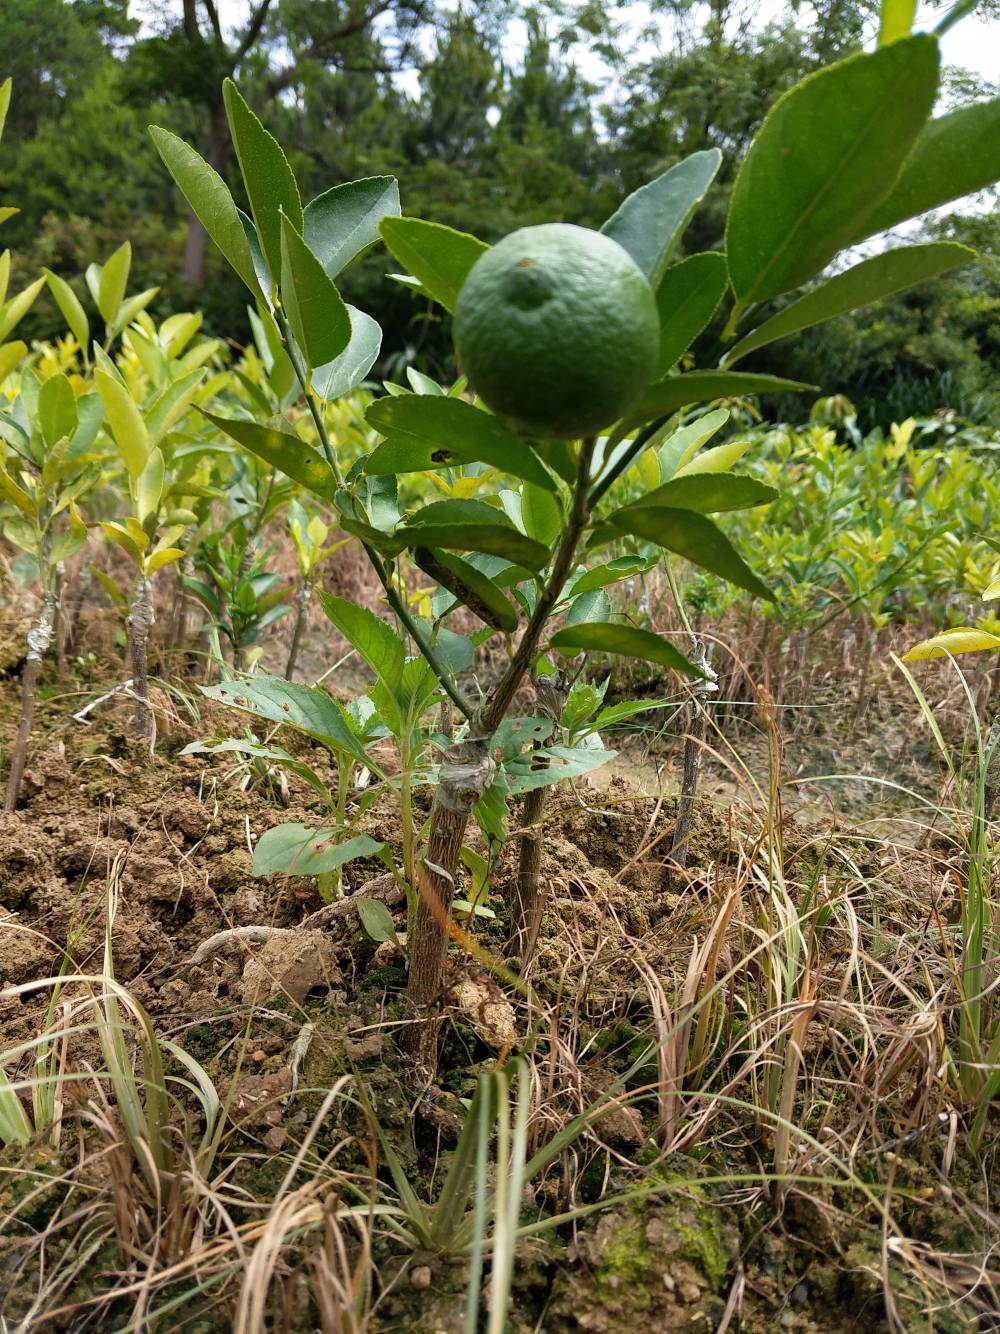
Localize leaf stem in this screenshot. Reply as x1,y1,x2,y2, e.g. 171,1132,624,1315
275,308,474,721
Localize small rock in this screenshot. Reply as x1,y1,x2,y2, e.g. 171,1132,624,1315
410,1265,432,1290
241,930,341,1005
791,1281,809,1306
446,969,517,1048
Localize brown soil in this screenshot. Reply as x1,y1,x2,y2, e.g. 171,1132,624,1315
0,619,996,1332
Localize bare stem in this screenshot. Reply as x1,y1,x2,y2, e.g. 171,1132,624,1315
404,438,597,1071
4,595,56,811
285,580,310,680
127,573,155,748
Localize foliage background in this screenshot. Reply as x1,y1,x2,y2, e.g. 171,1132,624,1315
2,0,998,427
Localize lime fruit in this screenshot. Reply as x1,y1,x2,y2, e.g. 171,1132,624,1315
453,223,659,440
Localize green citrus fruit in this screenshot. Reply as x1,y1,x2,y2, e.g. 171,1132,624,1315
453,223,659,440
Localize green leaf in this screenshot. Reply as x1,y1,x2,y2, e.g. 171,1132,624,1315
879,0,917,45
43,269,89,352
303,176,400,278
411,547,519,632
252,825,383,877
279,211,351,369
520,482,563,545
568,555,654,596
623,473,777,515
396,519,550,571
37,373,77,449
902,628,1000,661
853,96,1000,242
601,149,721,287
223,79,302,282
726,36,939,309
566,588,612,625
550,622,702,676
150,126,262,298
655,252,728,377
201,675,371,764
619,372,813,435
723,242,975,365
365,394,556,492
357,896,400,945
95,368,149,479
337,515,407,558
0,78,10,143
377,217,488,313
200,410,339,502
606,505,774,600
316,591,405,693
97,242,131,326
503,744,618,794
312,306,382,402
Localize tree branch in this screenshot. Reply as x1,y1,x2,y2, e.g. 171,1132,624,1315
237,0,275,61
202,0,224,42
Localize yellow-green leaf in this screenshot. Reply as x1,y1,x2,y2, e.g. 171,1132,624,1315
96,368,150,479
879,0,916,45
0,340,26,381
902,628,1000,661
147,546,185,574
43,269,89,351
97,241,131,326
136,447,164,525
100,520,144,564
0,276,45,342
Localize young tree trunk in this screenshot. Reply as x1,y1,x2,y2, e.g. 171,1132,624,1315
511,780,547,959
405,735,496,1067
404,441,596,1073
285,581,311,681
4,594,56,811
171,554,196,670
127,574,155,748
851,626,876,733
509,670,566,960
53,564,67,678
670,640,717,883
